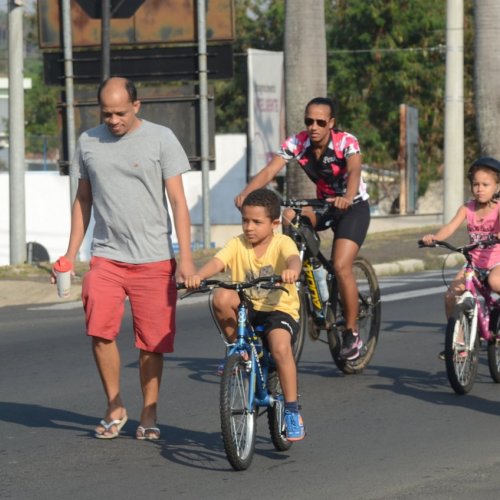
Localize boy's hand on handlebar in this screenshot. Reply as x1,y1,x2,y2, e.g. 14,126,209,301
281,268,298,284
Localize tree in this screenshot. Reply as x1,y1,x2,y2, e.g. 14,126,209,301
474,0,500,158
214,0,285,133
326,0,475,195
284,0,327,198
24,60,59,156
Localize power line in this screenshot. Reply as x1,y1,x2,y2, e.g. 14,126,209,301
327,44,446,54
235,44,446,58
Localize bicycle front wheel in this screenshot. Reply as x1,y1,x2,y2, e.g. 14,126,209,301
267,371,293,452
220,352,256,470
487,309,500,383
329,256,381,374
445,308,479,394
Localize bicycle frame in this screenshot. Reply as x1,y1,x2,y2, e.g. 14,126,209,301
228,295,275,410
460,264,500,347
287,207,335,318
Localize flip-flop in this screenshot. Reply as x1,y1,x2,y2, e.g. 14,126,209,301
95,413,128,439
136,425,161,441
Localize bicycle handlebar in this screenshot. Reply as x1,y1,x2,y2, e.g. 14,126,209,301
176,275,288,298
281,198,330,210
417,237,500,255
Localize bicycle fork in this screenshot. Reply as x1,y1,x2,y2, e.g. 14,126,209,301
456,290,478,351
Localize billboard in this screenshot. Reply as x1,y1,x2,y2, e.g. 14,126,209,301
247,49,285,177
38,0,234,48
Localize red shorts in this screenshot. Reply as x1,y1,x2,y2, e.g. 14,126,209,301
82,256,177,353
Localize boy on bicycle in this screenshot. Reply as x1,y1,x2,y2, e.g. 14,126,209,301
184,188,305,441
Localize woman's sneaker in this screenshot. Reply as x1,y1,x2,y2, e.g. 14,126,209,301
340,329,363,360
284,410,305,441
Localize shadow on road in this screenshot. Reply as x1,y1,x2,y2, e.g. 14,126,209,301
0,401,96,431
367,363,500,416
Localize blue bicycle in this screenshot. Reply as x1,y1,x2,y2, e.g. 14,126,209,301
178,275,293,471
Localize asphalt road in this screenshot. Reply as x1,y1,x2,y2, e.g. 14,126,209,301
2,270,500,500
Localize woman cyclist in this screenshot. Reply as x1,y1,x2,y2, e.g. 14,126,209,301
235,97,370,360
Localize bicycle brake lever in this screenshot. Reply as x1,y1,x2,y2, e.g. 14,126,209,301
259,283,289,294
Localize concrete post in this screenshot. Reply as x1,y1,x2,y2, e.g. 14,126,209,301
197,0,211,249
8,0,26,265
444,0,464,221
101,0,111,80
61,0,77,204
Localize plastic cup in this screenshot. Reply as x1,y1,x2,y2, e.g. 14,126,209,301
53,256,73,299
56,270,71,298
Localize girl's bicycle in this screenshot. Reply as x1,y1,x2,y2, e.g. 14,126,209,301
418,238,500,394
282,198,381,374
178,275,294,471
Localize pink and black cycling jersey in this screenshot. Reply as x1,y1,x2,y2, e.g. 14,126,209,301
277,129,369,201
466,200,500,269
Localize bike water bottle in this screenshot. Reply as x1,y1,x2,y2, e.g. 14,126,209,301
313,262,329,303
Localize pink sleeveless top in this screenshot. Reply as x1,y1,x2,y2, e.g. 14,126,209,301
466,200,500,268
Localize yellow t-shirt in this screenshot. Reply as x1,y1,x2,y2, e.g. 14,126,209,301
215,233,300,320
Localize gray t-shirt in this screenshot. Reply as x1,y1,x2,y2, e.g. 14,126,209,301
71,119,191,263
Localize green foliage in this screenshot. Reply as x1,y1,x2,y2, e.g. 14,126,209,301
17,9,60,156
214,0,284,132
218,0,476,196
24,59,59,155
325,0,475,188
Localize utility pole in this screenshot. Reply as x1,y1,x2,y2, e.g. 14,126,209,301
444,0,464,221
197,0,211,249
8,0,26,265
101,0,111,80
61,0,77,203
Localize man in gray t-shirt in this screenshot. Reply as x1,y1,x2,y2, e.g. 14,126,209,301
56,77,195,440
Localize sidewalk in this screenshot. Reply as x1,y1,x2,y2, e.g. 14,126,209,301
0,215,466,308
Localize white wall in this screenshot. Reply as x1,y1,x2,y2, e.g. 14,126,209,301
0,134,247,265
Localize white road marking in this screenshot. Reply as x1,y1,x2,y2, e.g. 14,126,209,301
382,285,447,303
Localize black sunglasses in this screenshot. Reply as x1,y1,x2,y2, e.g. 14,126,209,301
304,117,329,128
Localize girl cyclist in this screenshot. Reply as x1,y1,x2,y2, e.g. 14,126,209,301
421,157,500,357
235,97,370,361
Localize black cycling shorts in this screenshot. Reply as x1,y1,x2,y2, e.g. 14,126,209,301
315,199,370,247
247,304,299,345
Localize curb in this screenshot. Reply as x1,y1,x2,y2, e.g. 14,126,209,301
373,259,425,276
372,253,465,277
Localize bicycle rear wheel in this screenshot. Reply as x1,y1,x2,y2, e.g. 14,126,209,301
487,309,500,383
328,256,381,374
267,372,293,451
445,308,479,394
220,352,256,470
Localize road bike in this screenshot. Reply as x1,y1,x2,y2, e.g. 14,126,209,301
282,198,381,374
178,275,294,471
418,238,500,394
